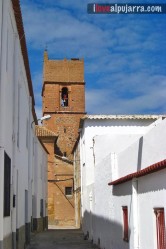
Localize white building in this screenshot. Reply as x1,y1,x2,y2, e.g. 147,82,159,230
78,115,165,249
108,117,166,249
0,1,48,249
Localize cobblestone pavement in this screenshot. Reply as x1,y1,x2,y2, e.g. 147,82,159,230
27,229,99,249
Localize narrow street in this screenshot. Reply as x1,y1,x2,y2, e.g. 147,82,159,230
27,229,99,249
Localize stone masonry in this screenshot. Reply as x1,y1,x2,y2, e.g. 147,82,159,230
42,51,85,226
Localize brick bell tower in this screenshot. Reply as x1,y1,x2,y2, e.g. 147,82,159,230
42,50,85,227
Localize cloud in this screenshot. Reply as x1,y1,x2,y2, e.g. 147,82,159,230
20,0,166,115
86,75,166,114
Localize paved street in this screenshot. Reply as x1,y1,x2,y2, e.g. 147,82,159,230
27,229,99,249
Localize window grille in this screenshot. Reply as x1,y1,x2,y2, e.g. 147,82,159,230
65,187,72,196
40,199,44,217
122,206,129,242
4,152,11,217
154,208,166,249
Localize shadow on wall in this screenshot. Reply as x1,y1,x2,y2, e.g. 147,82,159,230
83,211,130,249
112,181,132,197
137,136,143,171
112,168,166,197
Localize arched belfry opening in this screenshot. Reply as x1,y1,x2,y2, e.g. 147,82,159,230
61,87,68,107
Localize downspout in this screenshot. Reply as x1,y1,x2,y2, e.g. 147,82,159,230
27,96,33,243
11,30,18,249
79,129,84,224
73,151,77,227
92,138,95,166
0,0,5,247
0,0,4,143
132,178,139,249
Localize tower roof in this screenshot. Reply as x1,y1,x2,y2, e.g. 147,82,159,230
43,51,84,83
35,125,58,142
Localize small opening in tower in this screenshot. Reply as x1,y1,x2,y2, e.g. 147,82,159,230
61,87,68,107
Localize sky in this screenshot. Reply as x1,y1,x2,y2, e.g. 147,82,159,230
20,0,166,118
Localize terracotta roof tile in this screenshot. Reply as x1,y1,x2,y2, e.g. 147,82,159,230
12,0,37,124
35,126,57,138
108,159,166,186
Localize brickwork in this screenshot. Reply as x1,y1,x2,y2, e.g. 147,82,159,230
42,51,85,227
43,52,84,83
42,84,85,113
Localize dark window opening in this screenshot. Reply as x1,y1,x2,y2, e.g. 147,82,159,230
154,208,166,249
40,199,44,217
63,152,67,157
122,206,129,242
54,142,63,157
65,187,72,196
4,152,11,217
64,128,66,133
61,87,68,107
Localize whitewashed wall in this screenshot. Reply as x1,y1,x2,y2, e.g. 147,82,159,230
113,118,166,249
0,1,48,248
80,117,164,249
118,118,166,178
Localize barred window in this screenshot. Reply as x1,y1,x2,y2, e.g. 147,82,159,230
40,199,44,217
65,187,72,196
4,152,11,217
154,208,166,249
122,206,129,242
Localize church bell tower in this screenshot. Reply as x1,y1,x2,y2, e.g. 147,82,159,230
42,50,85,227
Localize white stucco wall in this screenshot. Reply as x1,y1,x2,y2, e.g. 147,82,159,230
118,118,166,178
80,118,159,187
80,117,166,249
33,139,48,219
112,118,166,249
0,0,48,246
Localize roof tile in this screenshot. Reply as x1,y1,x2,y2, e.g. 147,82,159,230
35,126,57,138
108,159,166,186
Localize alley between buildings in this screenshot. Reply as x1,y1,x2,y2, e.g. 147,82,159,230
27,229,99,249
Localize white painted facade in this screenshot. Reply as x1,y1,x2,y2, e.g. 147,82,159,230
79,115,165,249
0,1,48,249
111,118,166,249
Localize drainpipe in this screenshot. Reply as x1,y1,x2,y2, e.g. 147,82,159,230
27,96,33,243
92,138,95,167
73,152,78,227
132,178,139,249
79,130,84,226
11,30,18,249
110,152,118,181
0,0,5,246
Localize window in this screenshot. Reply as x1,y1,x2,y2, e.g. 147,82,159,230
4,152,11,217
122,206,129,242
40,199,44,217
65,187,72,196
154,208,166,249
61,87,68,107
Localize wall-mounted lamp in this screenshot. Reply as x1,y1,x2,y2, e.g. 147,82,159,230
61,156,73,163
31,114,51,128
40,114,51,122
